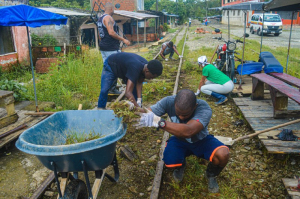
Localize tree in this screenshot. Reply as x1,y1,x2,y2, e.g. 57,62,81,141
145,0,156,10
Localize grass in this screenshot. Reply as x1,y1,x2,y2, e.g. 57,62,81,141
168,28,177,33
7,49,103,110
65,129,103,145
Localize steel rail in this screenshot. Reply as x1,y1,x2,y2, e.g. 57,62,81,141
150,27,188,199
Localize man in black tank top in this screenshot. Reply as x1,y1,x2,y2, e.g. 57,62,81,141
97,3,131,94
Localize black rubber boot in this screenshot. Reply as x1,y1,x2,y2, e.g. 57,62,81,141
108,79,121,94
205,162,224,193
173,161,186,183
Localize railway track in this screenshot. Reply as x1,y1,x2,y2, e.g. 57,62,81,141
31,27,187,199
150,27,188,199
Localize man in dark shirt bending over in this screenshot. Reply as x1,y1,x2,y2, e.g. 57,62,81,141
135,89,229,193
97,52,163,109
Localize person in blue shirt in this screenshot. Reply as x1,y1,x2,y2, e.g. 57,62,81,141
135,89,229,193
97,52,163,109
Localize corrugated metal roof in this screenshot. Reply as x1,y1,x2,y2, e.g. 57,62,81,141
38,7,90,16
114,10,159,20
209,2,265,11
263,0,300,11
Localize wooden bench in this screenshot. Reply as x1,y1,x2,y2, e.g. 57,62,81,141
270,73,300,90
251,73,300,118
0,90,18,128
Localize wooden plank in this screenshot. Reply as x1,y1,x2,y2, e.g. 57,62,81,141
259,130,300,139
264,145,300,154
92,169,106,199
0,110,31,136
251,78,264,100
246,117,300,132
30,173,55,199
234,97,299,107
283,178,300,197
271,73,300,88
0,113,18,129
57,174,69,199
0,114,47,148
262,140,300,148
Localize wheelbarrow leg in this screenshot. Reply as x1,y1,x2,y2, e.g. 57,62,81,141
51,161,63,199
82,160,93,199
93,169,106,198
105,152,120,182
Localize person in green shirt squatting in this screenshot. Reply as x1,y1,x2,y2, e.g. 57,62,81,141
195,56,234,105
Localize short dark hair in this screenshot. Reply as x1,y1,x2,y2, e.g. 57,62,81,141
174,89,197,111
147,60,163,76
169,41,173,48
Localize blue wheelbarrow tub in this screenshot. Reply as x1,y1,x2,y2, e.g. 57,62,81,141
16,110,127,172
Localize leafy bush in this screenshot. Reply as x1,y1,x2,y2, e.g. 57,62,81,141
0,79,30,101
24,50,103,110
31,33,58,47
163,23,169,32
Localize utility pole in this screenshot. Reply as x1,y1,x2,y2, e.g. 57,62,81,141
156,0,158,11
176,0,178,15
205,0,208,19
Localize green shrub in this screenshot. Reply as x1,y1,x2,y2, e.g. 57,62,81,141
163,23,169,32
31,33,58,47
24,50,103,110
0,79,30,101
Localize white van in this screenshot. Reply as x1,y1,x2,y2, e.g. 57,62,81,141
249,13,282,36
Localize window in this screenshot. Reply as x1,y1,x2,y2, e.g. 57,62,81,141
0,27,15,55
233,11,235,16
238,10,240,16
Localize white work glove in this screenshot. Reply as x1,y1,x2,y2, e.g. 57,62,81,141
124,100,135,110
137,98,142,107
179,55,183,58
165,58,168,61
195,89,200,96
134,111,161,128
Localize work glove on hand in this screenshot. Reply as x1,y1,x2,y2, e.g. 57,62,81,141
124,100,135,110
179,55,183,58
134,111,161,129
195,89,200,96
137,98,142,107
165,58,168,61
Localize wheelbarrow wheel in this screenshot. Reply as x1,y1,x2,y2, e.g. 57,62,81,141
63,179,88,199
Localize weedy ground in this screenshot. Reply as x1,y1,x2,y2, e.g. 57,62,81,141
2,25,300,198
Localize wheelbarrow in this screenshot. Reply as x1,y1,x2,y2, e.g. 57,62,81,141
16,110,127,199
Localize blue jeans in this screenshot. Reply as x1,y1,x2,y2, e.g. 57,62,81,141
100,50,120,62
163,45,176,58
100,50,120,92
97,60,138,108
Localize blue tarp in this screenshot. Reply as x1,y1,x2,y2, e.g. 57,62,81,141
237,62,264,75
0,5,68,27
